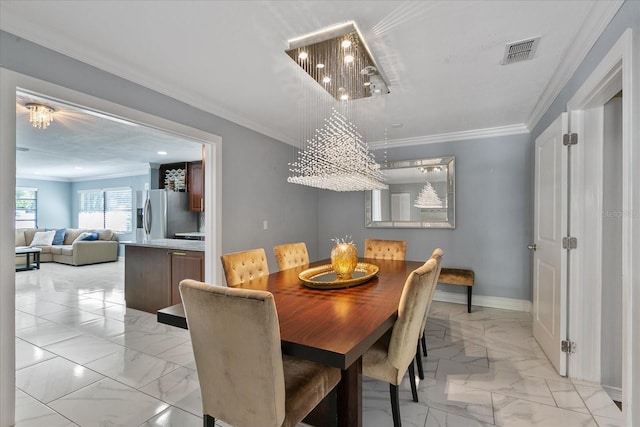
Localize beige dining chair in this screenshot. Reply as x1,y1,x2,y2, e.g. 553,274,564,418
364,238,407,260
179,279,341,427
273,242,309,270
416,248,443,380
362,257,439,427
220,248,269,287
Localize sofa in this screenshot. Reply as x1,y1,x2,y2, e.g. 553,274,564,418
15,228,118,267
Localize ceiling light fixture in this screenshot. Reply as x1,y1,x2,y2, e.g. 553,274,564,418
26,103,54,129
286,21,390,101
286,22,389,192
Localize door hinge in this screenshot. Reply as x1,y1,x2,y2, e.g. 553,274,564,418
562,236,578,249
562,340,576,354
563,133,578,146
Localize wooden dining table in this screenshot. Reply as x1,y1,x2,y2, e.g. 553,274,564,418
157,257,424,427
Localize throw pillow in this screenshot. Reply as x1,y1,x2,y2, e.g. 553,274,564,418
79,231,99,241
73,231,92,243
30,230,55,246
52,228,66,245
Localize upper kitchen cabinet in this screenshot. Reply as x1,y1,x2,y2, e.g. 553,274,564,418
188,160,204,212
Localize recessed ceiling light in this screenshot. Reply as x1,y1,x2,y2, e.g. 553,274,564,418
298,51,308,60
158,151,168,155
322,76,331,83
340,94,349,101
316,63,325,68
363,82,371,86
341,39,351,49
344,55,354,64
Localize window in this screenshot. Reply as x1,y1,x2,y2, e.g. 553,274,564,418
79,188,132,232
16,187,37,228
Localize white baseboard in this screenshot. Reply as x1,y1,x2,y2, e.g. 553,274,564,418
433,289,532,313
602,385,622,402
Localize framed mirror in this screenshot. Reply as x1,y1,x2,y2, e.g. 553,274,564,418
365,156,455,228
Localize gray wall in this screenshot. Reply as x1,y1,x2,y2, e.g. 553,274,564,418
1,30,319,273
15,178,72,229
318,133,532,301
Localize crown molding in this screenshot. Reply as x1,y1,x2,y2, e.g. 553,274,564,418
17,170,148,183
16,174,71,182
526,0,624,130
368,123,529,150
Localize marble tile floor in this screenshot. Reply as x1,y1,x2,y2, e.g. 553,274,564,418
13,261,622,426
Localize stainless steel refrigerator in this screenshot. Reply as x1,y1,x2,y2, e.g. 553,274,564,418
136,189,198,241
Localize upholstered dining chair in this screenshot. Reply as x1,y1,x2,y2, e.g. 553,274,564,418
362,257,439,427
273,242,309,270
364,238,407,260
179,279,342,427
415,248,444,380
220,248,269,287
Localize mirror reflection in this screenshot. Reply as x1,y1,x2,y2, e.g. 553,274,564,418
365,156,455,228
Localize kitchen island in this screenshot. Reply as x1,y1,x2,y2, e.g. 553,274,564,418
124,239,204,313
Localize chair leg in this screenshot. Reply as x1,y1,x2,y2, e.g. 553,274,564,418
203,414,215,427
408,360,418,402
415,342,425,380
467,286,472,313
389,383,402,427
421,331,427,357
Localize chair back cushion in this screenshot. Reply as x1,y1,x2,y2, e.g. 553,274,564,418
273,242,309,270
420,248,444,335
221,248,269,287
179,280,285,427
364,239,407,260
388,258,438,372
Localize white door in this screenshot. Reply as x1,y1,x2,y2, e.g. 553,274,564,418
533,113,568,376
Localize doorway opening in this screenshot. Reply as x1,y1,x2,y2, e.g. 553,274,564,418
600,91,623,405
1,68,222,425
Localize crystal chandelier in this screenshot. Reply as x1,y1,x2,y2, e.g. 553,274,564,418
26,103,54,129
285,22,389,192
414,182,444,209
287,108,388,191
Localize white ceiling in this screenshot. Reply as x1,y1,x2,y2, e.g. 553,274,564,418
1,1,622,179
15,92,203,181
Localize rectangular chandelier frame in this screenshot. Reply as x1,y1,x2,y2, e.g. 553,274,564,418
286,22,390,101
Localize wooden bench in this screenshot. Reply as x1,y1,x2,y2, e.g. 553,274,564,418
438,268,475,313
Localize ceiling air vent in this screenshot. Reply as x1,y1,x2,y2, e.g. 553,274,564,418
502,37,541,65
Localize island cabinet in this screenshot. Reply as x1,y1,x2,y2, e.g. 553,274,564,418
124,244,204,313
169,250,204,305
188,160,204,212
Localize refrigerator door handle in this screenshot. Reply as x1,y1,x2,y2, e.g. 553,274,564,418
143,198,152,235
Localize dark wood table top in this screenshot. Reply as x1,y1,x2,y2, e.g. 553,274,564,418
232,258,422,369
159,258,422,369
158,258,421,369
